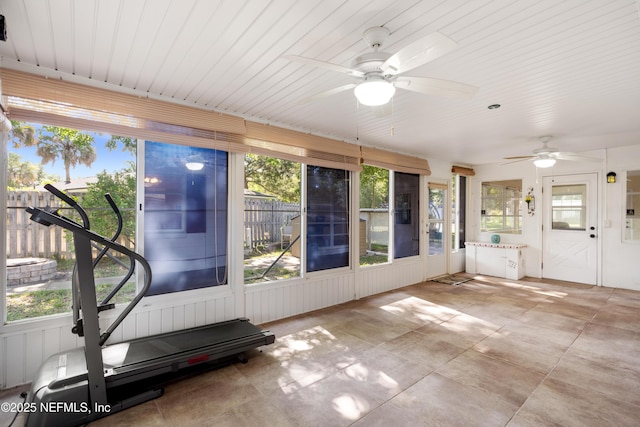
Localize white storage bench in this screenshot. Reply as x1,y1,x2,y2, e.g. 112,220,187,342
465,242,526,280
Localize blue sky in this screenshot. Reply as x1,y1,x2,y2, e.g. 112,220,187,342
8,123,136,180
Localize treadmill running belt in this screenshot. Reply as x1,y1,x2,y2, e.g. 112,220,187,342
102,319,267,369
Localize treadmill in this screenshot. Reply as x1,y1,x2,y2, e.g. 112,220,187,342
23,185,275,427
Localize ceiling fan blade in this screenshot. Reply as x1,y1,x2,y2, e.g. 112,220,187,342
381,32,457,75
503,155,534,160
554,153,601,163
395,76,479,100
501,157,532,165
284,55,364,78
297,84,357,104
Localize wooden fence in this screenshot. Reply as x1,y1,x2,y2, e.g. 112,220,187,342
7,192,301,259
7,191,73,259
6,191,135,260
243,198,300,249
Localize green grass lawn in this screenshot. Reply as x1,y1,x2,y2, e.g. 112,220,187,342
7,289,74,321
360,253,389,266
7,281,137,322
7,255,137,322
244,248,301,283
243,246,391,281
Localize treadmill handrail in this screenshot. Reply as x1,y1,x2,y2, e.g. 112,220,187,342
26,206,152,346
93,193,123,268
93,193,136,307
44,183,90,229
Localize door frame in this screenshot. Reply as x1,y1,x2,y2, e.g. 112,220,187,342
426,180,450,278
541,172,601,285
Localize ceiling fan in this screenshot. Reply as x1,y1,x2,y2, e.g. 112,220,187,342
503,136,600,168
285,26,479,106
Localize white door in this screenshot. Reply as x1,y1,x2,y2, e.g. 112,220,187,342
427,183,448,277
542,173,598,285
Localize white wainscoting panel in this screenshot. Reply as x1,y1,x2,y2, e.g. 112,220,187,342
451,249,466,274
358,259,425,299
1,323,83,389
245,273,356,325
245,280,304,323
0,293,236,388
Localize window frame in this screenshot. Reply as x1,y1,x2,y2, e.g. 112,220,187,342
480,181,523,234
242,153,302,284
551,184,587,231
624,170,640,242
142,140,229,296
359,165,391,267
393,172,421,259
305,165,351,273
3,121,140,323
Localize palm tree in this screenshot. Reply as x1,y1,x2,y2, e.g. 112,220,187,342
9,120,37,146
7,153,41,188
11,122,97,184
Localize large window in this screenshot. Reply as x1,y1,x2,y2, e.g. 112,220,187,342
394,172,420,258
6,121,137,321
306,166,350,272
243,153,301,283
481,180,522,234
143,141,228,295
360,165,390,266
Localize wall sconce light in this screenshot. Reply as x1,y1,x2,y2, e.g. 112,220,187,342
525,187,535,216
607,172,616,183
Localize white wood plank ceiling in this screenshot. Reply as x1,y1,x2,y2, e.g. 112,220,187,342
0,0,639,165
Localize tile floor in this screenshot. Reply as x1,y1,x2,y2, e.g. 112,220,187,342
2,274,640,426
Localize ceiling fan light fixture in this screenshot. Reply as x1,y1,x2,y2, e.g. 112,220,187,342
533,156,556,168
186,162,204,171
354,78,395,106
185,154,204,171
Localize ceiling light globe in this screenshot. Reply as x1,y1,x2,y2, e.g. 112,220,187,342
533,157,556,168
185,162,204,171
354,80,395,106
